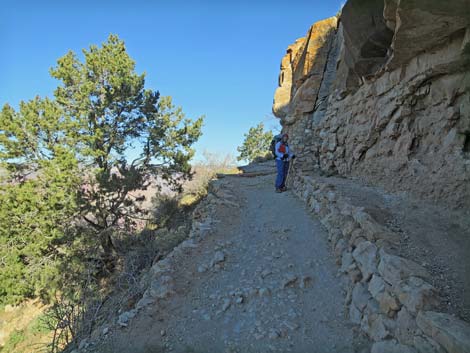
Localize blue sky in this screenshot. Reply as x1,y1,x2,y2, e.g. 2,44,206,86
1,0,342,162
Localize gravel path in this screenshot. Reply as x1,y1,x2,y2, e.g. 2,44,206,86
97,172,370,353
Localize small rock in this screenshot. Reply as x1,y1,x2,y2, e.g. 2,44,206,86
261,269,272,278
282,321,299,331
259,288,271,297
161,329,166,336
282,274,298,288
102,327,109,335
222,299,231,312
254,333,264,340
268,328,280,339
117,310,137,327
211,251,226,266
235,296,244,304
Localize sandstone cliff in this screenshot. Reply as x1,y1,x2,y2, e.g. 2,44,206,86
273,0,470,208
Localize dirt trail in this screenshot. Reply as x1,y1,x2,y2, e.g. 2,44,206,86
96,166,370,353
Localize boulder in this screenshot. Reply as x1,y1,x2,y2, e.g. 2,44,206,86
352,240,378,281
376,290,400,317
413,335,447,353
351,282,371,312
395,277,437,314
378,250,430,287
369,274,386,298
395,307,418,344
350,302,363,324
361,313,390,341
416,311,470,353
339,251,354,273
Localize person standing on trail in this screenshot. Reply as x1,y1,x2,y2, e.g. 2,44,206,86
274,133,295,193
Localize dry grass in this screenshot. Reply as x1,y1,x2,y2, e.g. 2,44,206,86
0,300,54,353
180,152,239,207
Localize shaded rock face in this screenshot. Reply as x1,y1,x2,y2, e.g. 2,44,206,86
272,0,470,208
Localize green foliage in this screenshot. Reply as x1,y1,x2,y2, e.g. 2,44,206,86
49,35,203,254
0,34,203,306
237,123,273,163
28,312,53,334
0,98,80,305
2,329,26,352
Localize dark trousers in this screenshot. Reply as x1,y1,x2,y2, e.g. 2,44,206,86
275,159,289,189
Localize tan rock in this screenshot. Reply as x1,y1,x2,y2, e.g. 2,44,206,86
416,311,470,353
361,313,390,341
395,307,418,345
352,240,378,281
376,291,400,317
386,0,470,70
413,335,447,353
272,17,338,125
272,0,470,208
394,277,438,314
378,250,430,287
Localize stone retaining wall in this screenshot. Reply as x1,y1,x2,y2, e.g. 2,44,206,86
291,172,470,353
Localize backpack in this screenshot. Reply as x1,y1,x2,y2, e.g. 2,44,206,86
270,134,283,157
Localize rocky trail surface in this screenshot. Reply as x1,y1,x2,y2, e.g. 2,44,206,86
93,164,371,353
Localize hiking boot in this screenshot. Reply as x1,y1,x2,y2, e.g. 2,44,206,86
281,187,287,192
275,188,282,193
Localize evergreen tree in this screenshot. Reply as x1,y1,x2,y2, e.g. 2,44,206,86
0,34,203,304
237,123,273,163
0,98,80,304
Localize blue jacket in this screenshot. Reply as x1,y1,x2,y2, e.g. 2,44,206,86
275,141,294,161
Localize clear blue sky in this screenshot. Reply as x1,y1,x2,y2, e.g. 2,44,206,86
1,0,342,162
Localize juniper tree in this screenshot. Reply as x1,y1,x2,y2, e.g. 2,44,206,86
237,123,273,163
0,34,203,303
0,98,81,304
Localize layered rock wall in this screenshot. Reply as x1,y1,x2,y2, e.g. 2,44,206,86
273,0,470,208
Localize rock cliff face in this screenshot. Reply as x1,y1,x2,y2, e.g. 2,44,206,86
273,0,470,208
